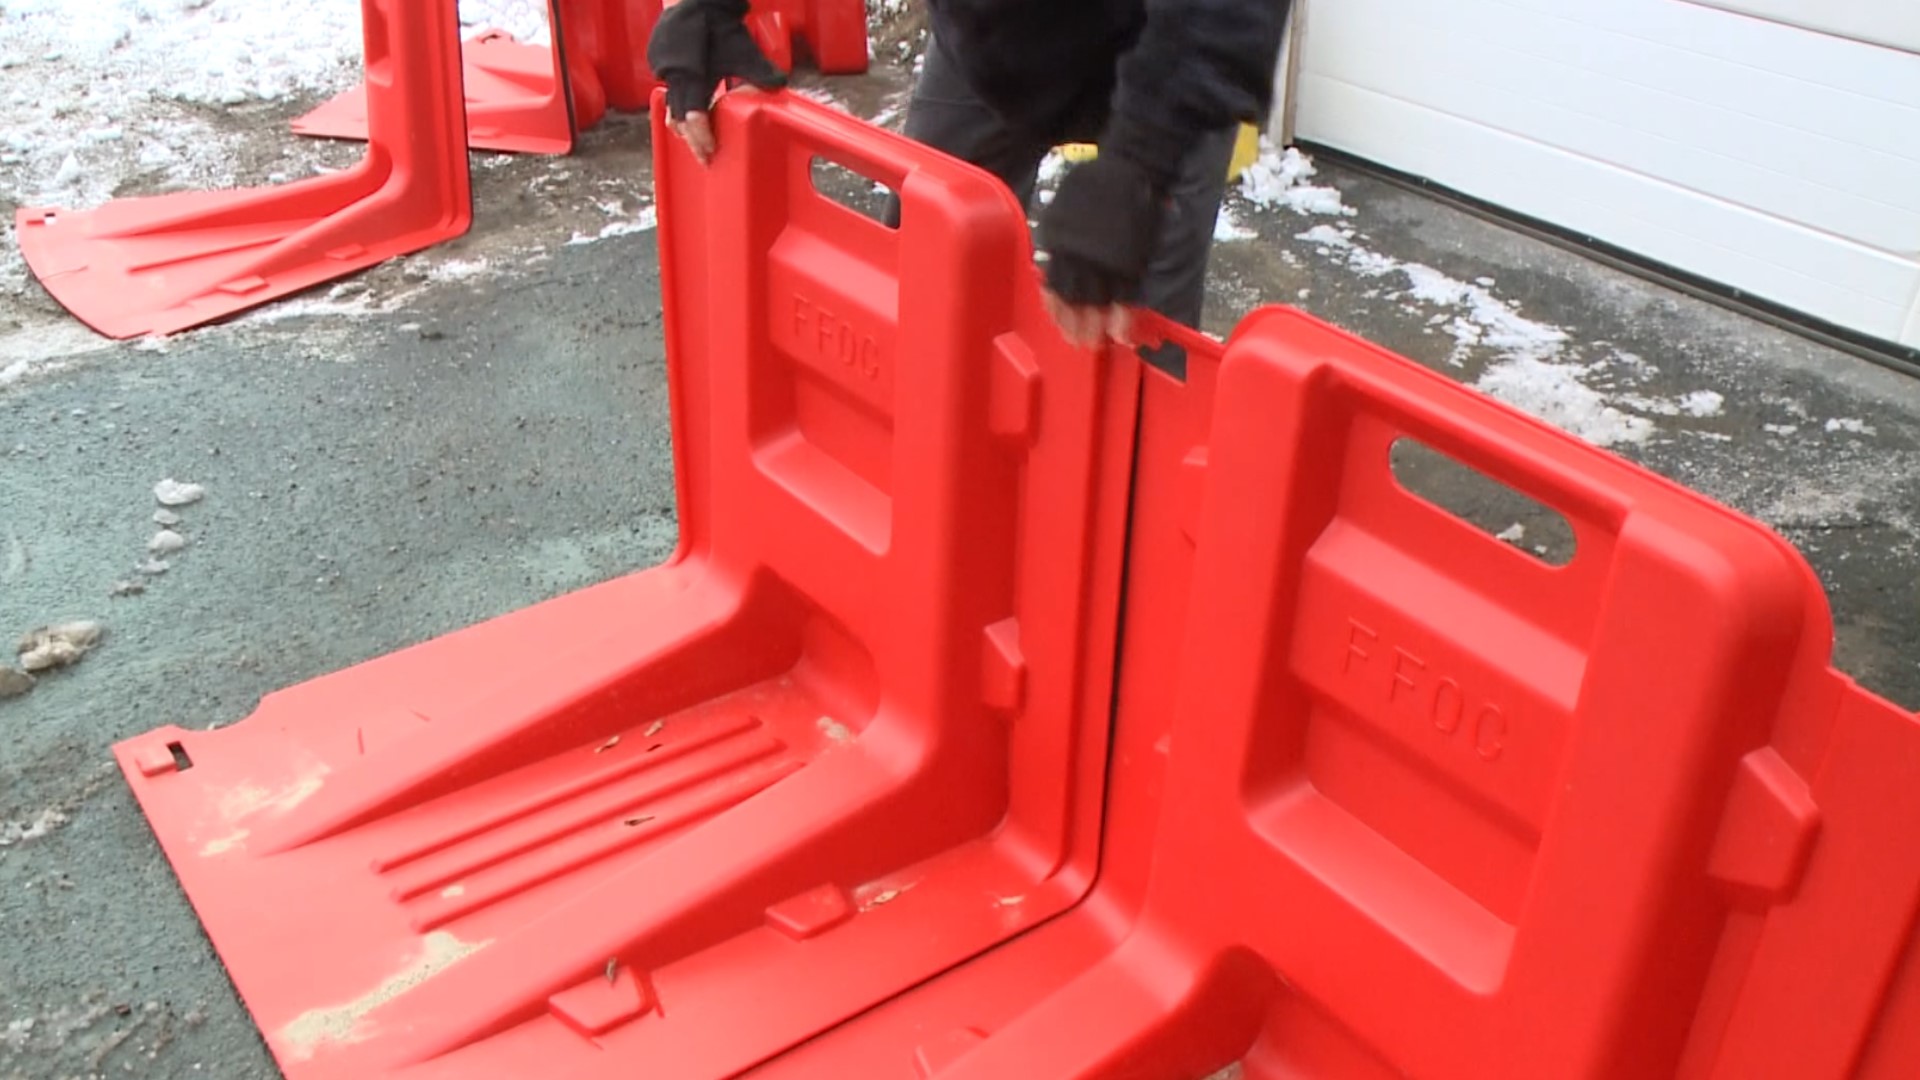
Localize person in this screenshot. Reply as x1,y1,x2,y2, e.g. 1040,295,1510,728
647,0,1288,352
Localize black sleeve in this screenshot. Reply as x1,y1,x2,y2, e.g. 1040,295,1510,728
1103,0,1291,188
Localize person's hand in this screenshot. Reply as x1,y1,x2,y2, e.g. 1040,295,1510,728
1037,153,1165,347
646,0,788,164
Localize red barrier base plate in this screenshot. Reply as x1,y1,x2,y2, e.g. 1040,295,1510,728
294,30,574,155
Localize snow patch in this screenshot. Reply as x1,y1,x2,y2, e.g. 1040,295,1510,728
1825,418,1876,436
1299,228,1570,366
1618,390,1727,419
0,808,71,848
1297,224,1353,248
17,621,105,674
153,479,206,507
426,258,492,283
1214,207,1257,243
567,205,659,245
4,0,363,111
0,322,116,387
1475,357,1655,448
1678,390,1725,418
236,286,391,325
1277,166,1721,448
1238,144,1353,217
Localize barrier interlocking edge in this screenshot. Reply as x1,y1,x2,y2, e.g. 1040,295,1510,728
753,311,1920,1079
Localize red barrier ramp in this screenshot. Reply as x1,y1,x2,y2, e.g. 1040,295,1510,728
112,91,1139,1080
753,311,1920,1079
292,10,587,156
15,0,471,339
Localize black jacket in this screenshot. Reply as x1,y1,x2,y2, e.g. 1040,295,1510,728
926,0,1290,185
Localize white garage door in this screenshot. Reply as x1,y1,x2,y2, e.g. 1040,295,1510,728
1292,0,1920,350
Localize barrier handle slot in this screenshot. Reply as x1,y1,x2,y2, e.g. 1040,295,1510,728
1330,358,1634,572
755,89,916,193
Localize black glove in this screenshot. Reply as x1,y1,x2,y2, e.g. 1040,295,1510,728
1038,152,1167,308
646,0,788,120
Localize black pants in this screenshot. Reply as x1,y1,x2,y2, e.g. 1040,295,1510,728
892,31,1239,336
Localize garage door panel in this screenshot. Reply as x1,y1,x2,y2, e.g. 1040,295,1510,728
1326,0,1920,152
1493,0,1920,69
1316,7,1917,253
1300,75,1920,343
1299,0,1920,347
1307,0,1920,254
1684,1,1920,55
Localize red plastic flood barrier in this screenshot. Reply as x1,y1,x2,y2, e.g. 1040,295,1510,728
585,0,870,111
753,313,1920,1079
296,0,869,154
113,91,1139,1079
110,79,1920,1077
567,0,663,114
15,0,471,339
293,7,589,156
746,0,872,75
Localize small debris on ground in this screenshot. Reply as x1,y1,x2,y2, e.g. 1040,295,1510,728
153,479,206,507
137,558,171,576
109,580,146,597
152,509,181,527
16,620,103,673
148,529,187,555
0,808,69,848
0,665,34,699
